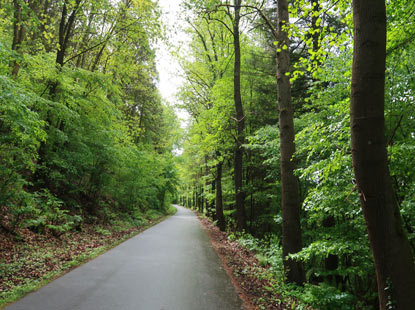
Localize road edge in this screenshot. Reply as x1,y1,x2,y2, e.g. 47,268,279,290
1,207,177,309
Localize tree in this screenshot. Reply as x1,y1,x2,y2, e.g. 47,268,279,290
350,0,415,309
10,0,27,78
0,0,176,236
178,1,251,231
215,154,226,230
231,0,247,231
56,0,82,67
275,0,305,285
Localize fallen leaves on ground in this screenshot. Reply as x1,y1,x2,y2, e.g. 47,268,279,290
198,216,291,310
0,225,143,295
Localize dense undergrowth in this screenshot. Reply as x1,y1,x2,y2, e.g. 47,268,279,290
232,233,359,310
204,210,363,310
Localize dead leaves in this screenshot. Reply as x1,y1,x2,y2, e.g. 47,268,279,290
198,216,289,310
0,225,141,296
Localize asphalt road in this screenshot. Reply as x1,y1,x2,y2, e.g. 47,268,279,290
5,206,244,310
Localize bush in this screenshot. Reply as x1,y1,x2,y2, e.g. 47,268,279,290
297,283,356,310
24,190,81,236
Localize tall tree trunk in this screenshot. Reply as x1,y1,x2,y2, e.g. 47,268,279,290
200,184,204,213
56,0,81,66
233,0,246,232
11,0,27,79
193,185,196,209
215,160,226,231
276,0,305,285
50,0,81,97
56,2,68,67
351,1,415,309
187,186,191,208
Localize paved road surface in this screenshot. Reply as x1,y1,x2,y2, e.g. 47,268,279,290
6,206,243,310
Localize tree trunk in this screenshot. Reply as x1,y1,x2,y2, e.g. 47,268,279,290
199,184,204,213
56,0,81,66
50,0,81,97
351,1,415,309
56,2,68,66
233,0,246,232
11,0,27,79
215,160,226,231
193,185,196,209
276,0,305,285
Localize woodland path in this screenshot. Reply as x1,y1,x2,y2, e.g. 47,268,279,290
6,206,243,310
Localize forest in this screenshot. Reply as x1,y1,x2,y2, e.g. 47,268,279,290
0,0,180,304
1,0,415,310
0,0,180,232
176,0,415,309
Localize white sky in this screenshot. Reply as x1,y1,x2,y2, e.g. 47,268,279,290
155,0,190,126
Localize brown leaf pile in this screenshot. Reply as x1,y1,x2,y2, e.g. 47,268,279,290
198,216,290,310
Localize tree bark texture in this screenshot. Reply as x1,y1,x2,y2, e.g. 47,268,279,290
276,0,305,285
215,160,226,231
56,0,81,66
233,0,247,232
351,1,415,309
11,0,27,78
49,0,81,98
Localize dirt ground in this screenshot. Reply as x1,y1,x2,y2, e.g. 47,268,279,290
197,215,289,310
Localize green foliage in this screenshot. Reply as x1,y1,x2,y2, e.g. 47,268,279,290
145,209,164,221
24,190,81,236
176,1,397,308
295,283,356,310
2,0,415,309
0,0,179,236
236,233,358,310
0,75,47,231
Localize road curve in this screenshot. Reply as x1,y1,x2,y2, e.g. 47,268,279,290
6,206,244,310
